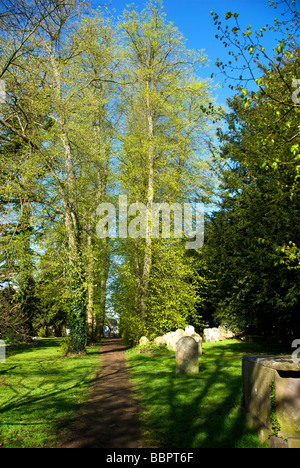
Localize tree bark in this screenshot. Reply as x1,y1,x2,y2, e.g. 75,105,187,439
140,82,154,318
50,50,87,352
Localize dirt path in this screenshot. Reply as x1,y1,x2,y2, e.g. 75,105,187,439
59,338,145,448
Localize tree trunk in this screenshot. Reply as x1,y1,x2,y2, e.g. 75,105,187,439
140,83,154,318
86,231,95,337
18,198,35,336
50,51,87,352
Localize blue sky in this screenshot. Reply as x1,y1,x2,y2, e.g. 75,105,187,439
91,0,295,105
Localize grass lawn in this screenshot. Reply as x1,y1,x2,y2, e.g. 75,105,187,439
0,338,101,448
0,336,289,448
126,339,288,448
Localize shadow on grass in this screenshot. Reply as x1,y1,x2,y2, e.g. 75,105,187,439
0,339,101,447
127,341,271,448
5,338,64,359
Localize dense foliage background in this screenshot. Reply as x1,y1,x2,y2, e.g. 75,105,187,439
0,0,299,348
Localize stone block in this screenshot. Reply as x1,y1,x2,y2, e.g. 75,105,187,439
242,355,300,448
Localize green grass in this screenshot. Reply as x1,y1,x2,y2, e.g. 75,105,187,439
126,339,287,448
0,338,101,448
0,336,288,448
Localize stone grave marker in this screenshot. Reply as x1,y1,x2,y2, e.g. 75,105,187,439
176,336,199,374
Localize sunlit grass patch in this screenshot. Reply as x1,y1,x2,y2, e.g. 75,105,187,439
0,338,100,448
126,339,271,448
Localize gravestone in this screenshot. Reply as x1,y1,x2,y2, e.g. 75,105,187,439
153,336,167,347
191,333,202,355
185,325,195,336
203,327,220,343
162,329,184,351
176,336,199,374
203,326,235,342
139,336,149,346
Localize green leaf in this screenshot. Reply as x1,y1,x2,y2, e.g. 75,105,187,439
276,42,284,54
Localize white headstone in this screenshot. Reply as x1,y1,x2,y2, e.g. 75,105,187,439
185,325,195,336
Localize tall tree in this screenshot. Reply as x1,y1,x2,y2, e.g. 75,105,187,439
112,1,219,342
203,48,300,339
0,3,115,350
0,0,67,79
